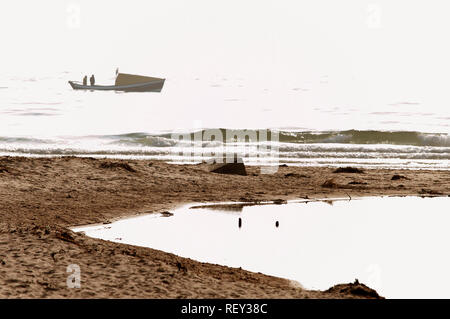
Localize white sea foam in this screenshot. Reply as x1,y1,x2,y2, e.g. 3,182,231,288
0,130,449,169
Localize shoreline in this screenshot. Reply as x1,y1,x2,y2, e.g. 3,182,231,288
1,156,449,298
70,193,447,229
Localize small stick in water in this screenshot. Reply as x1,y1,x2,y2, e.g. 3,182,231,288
238,218,242,228
275,221,279,228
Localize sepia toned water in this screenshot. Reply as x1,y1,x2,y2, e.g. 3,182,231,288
73,196,450,298
0,71,449,169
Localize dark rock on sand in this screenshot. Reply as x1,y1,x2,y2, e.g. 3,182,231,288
333,167,364,174
160,211,173,217
391,174,409,180
209,157,247,176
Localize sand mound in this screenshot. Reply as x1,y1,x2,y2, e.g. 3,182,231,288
285,173,310,178
333,167,364,174
419,188,443,195
99,161,136,173
348,181,367,185
322,178,338,188
326,279,383,299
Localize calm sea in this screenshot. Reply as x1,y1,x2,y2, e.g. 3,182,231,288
0,71,449,169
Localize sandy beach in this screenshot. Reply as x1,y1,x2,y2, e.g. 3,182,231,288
0,156,448,298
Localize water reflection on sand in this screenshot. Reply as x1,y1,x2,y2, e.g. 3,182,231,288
73,196,450,298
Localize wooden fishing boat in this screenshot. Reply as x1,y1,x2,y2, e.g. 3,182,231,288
68,73,165,92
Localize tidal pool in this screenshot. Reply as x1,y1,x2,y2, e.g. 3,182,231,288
73,196,450,298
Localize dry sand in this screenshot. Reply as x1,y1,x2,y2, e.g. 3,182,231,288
0,156,449,298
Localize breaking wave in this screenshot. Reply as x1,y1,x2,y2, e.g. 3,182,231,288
110,129,450,147
0,129,449,169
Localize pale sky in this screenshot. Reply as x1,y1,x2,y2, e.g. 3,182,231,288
3,0,450,86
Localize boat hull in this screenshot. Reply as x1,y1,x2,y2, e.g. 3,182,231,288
68,79,165,92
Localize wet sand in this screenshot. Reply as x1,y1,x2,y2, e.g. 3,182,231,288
0,156,449,298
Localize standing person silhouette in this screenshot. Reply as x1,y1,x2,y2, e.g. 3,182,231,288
90,74,95,86
82,75,87,86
